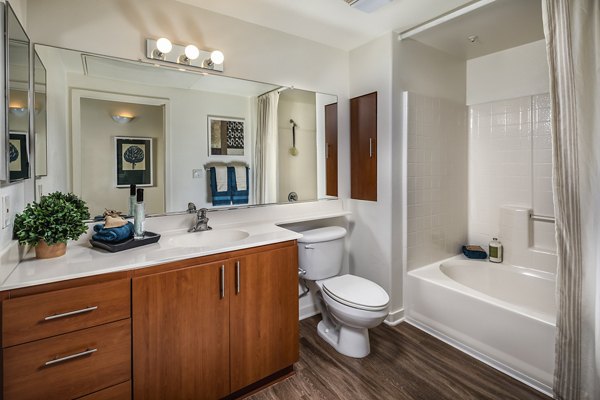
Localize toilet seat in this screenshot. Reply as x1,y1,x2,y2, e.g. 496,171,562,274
321,274,389,312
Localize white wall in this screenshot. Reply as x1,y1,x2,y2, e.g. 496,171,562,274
467,40,548,105
348,33,394,314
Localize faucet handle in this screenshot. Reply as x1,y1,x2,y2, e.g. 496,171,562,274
198,208,208,218
187,202,197,213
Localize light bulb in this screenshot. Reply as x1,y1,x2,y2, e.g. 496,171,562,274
156,37,172,54
210,50,224,65
184,45,200,60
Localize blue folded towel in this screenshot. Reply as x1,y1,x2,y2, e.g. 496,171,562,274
229,166,249,205
93,222,134,243
462,245,487,259
209,167,232,206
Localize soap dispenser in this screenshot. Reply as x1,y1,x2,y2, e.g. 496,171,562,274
128,184,136,217
489,238,503,263
134,188,145,239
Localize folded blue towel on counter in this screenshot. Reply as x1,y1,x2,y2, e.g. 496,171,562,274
93,221,134,243
229,166,249,205
209,167,232,206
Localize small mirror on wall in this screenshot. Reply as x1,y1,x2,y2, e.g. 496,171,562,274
208,116,245,156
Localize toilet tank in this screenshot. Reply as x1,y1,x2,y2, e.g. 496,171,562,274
297,227,347,280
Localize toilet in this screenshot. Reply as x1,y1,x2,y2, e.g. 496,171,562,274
298,226,390,358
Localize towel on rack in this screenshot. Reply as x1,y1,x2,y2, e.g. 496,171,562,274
233,165,247,191
209,167,232,206
228,166,249,205
214,166,228,192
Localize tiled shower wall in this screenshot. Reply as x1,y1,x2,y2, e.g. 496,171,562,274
468,93,556,253
406,92,468,270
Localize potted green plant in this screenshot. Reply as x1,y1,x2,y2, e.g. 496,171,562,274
14,192,90,259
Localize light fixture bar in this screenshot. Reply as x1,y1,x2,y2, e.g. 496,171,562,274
145,39,224,72
398,0,497,40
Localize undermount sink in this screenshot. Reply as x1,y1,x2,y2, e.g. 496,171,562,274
168,229,250,248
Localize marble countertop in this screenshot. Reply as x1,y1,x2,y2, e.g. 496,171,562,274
0,204,350,291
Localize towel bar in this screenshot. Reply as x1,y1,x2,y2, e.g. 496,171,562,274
530,213,555,223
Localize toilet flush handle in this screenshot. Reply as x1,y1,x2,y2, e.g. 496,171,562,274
304,245,315,249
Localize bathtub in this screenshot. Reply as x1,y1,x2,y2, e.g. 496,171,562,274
406,256,556,396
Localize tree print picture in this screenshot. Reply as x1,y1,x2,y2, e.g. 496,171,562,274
115,136,153,187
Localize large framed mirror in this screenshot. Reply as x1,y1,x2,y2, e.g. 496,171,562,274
34,44,338,219
5,3,30,183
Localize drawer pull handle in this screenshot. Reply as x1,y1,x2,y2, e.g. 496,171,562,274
44,306,98,321
45,348,98,366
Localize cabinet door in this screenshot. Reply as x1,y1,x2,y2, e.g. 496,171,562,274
229,245,299,392
350,91,377,201
132,262,230,400
325,102,338,197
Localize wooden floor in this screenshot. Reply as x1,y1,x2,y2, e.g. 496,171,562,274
248,316,552,400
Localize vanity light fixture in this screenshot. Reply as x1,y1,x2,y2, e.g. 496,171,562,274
111,114,135,124
146,38,224,72
9,106,27,117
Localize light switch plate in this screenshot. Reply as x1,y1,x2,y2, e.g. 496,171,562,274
1,194,10,229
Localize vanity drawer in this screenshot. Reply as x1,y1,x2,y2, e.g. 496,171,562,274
3,319,131,400
2,279,130,347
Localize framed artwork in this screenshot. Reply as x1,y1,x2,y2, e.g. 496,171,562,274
115,136,153,187
208,116,245,156
9,131,29,181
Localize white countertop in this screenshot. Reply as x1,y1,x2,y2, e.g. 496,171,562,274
1,223,301,291
0,201,350,291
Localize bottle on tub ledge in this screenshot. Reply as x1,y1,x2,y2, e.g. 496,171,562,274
134,188,145,239
489,237,503,263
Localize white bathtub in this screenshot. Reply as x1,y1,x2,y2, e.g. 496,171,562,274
406,256,556,396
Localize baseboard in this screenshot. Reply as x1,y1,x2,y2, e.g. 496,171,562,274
384,308,405,326
299,303,319,320
405,317,554,398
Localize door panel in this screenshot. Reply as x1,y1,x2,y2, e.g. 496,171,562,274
350,92,377,201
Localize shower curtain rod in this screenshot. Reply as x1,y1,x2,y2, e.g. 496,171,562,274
258,86,293,97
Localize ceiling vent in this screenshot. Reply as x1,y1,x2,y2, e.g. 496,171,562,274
344,0,393,13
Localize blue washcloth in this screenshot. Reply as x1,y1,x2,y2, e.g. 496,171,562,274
93,222,134,243
462,245,487,259
209,167,232,206
228,166,249,205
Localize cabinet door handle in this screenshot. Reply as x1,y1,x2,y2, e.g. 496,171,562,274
326,143,329,159
219,265,225,299
44,306,98,321
235,261,241,295
45,348,97,366
369,138,373,158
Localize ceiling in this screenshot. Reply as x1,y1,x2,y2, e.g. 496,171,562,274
408,0,544,60
174,0,474,51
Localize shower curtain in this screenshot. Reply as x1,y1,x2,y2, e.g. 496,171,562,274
254,91,279,204
542,1,600,399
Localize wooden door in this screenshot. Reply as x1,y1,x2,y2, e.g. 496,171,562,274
229,245,299,392
132,262,230,400
325,102,338,197
350,92,377,201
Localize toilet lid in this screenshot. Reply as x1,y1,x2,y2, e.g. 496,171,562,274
322,275,390,311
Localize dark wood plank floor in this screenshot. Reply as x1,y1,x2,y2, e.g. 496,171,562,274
249,316,552,400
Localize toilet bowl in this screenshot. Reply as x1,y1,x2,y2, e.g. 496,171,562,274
298,227,390,358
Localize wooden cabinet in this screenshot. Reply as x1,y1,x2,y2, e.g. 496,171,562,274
325,102,338,197
351,91,377,201
132,241,299,399
1,277,131,400
132,261,231,400
229,246,299,392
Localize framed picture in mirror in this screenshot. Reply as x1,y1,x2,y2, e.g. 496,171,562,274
9,132,29,181
208,116,245,156
115,136,153,187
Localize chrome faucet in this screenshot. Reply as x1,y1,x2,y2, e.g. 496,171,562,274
189,208,212,232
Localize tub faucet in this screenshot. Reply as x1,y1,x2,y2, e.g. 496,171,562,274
189,208,212,232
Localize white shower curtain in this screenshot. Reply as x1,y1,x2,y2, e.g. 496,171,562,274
542,1,600,399
254,91,279,204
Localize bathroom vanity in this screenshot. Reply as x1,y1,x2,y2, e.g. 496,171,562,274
0,229,302,399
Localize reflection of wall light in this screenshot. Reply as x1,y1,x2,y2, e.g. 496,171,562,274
9,106,27,117
111,114,135,124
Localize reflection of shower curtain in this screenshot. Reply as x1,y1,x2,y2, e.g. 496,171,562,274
543,1,600,399
254,91,279,204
